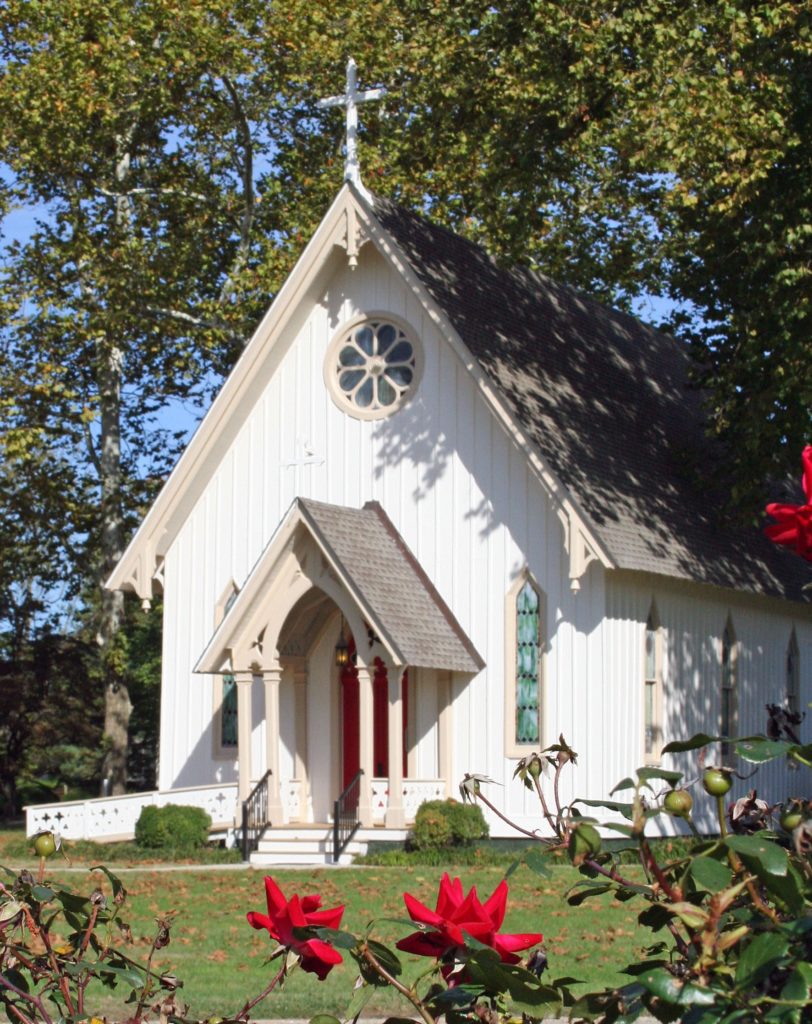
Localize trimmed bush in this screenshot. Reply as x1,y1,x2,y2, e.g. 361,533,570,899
134,804,211,851
409,798,488,851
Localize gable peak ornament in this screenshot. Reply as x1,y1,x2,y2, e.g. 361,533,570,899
318,58,387,201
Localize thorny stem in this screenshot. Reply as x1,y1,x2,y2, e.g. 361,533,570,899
475,789,548,843
24,904,76,1020
553,760,566,834
0,972,52,1024
77,905,99,958
8,1004,35,1024
717,796,781,925
640,837,681,902
235,956,288,1019
359,941,437,1024
532,774,561,838
134,926,166,1020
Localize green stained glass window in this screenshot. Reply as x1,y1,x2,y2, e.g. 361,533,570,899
221,674,238,747
516,581,541,744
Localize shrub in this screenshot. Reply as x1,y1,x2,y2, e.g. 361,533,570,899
134,804,211,851
409,799,488,851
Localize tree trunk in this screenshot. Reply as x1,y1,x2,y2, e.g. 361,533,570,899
98,340,130,795
98,134,134,796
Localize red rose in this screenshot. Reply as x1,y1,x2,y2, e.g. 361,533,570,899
396,873,542,981
765,445,812,561
247,876,344,980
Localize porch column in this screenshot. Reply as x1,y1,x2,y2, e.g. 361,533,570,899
438,670,454,799
385,664,406,828
357,661,374,827
292,658,308,820
234,670,254,807
262,664,285,823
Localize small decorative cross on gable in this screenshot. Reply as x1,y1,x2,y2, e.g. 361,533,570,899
318,58,387,200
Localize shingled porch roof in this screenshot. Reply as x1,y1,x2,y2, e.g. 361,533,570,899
196,497,483,676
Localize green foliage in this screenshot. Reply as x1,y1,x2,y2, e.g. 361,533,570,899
1,0,809,792
134,804,211,852
511,733,812,1023
409,799,489,852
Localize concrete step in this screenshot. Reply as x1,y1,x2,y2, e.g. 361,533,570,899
249,824,409,867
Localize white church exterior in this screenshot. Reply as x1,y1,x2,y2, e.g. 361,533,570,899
87,176,810,860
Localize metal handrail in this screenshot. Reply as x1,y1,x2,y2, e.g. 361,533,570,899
333,769,363,863
241,770,273,862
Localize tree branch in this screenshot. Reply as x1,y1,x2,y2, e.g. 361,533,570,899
217,74,255,307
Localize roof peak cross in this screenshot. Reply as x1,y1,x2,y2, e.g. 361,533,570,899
318,58,387,200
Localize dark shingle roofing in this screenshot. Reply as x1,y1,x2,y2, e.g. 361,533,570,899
300,498,484,672
372,194,810,603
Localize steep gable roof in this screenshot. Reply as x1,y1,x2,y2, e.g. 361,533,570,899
372,195,810,603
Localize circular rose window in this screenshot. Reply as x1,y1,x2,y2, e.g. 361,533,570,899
326,318,420,419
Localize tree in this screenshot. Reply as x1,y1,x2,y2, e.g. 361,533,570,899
1,0,807,795
0,0,282,791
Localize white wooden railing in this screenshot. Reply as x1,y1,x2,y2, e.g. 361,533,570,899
25,783,238,842
371,778,447,824
26,777,447,840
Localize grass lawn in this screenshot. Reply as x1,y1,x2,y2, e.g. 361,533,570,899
0,851,658,1020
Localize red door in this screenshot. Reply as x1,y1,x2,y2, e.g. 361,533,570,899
340,635,409,787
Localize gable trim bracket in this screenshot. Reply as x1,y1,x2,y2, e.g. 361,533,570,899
559,513,601,592
329,202,369,270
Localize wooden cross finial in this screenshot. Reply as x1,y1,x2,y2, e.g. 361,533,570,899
317,58,387,199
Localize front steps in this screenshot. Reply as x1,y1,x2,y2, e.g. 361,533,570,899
250,824,409,867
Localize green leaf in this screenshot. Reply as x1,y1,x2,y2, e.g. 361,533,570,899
90,864,126,904
725,835,788,877
367,939,402,977
689,857,732,892
1,969,29,994
735,932,790,989
313,927,358,950
465,954,561,1017
566,881,613,906
637,766,683,785
310,1015,342,1024
777,961,812,1005
638,967,718,1006
757,863,806,915
523,848,551,878
662,734,719,754
344,980,375,1020
734,738,792,763
610,777,636,794
576,798,634,819
31,884,55,902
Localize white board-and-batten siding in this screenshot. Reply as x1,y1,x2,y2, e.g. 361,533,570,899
606,572,812,832
158,243,590,829
157,239,810,837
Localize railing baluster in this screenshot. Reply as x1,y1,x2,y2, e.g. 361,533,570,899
241,770,273,862
332,769,363,863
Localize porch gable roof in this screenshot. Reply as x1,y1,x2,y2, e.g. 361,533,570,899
195,497,484,675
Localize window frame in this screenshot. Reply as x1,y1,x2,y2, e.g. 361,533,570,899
505,571,545,758
212,581,240,759
324,311,423,421
720,615,738,764
643,601,664,765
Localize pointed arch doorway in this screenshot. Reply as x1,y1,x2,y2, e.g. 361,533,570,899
340,634,408,788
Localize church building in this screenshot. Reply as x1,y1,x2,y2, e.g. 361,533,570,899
99,67,811,863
